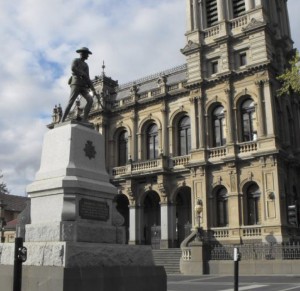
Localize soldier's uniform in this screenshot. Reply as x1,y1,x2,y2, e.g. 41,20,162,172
61,47,95,122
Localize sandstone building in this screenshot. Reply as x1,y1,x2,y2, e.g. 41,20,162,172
53,0,300,248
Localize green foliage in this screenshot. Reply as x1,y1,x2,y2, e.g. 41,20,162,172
277,50,300,96
0,172,10,195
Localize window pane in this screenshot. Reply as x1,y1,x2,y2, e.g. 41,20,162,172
118,131,128,166
246,184,260,225
214,119,221,146
221,117,226,145
213,106,225,147
241,99,256,142
147,124,158,159
242,113,251,141
216,188,228,227
178,116,191,155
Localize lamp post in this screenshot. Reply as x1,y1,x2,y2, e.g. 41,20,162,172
0,199,7,243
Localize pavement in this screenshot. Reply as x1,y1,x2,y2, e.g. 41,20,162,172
167,274,300,291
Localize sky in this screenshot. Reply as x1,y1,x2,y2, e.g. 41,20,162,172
0,0,300,197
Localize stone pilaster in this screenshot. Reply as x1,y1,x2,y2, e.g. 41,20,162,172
255,80,267,137
190,96,199,149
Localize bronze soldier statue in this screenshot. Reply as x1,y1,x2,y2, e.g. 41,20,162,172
61,47,99,122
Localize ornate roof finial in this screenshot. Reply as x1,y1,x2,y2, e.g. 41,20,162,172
102,60,106,76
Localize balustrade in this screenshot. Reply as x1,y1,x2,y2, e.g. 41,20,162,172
238,142,257,153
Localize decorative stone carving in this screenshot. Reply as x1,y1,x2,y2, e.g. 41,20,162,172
242,18,265,32
84,140,96,160
180,40,201,55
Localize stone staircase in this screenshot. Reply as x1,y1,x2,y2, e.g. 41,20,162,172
152,249,182,274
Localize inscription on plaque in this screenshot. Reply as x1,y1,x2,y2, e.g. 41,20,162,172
79,198,109,221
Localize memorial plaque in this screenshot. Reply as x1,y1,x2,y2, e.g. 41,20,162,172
79,198,109,221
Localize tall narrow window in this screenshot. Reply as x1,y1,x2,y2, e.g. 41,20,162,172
216,187,229,227
246,184,260,225
241,98,257,142
239,52,247,66
147,124,159,159
118,130,128,166
212,106,226,147
206,0,218,27
233,0,246,18
211,60,219,75
178,116,191,156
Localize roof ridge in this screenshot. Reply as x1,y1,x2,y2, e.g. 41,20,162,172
118,64,187,90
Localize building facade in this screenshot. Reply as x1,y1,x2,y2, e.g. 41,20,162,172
52,0,300,248
0,194,29,242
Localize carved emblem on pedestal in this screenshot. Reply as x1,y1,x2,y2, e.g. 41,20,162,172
84,140,96,159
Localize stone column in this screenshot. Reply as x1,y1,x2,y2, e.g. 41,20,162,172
190,96,198,149
255,80,267,137
129,204,137,244
254,0,262,7
245,0,254,10
262,80,275,136
199,0,205,30
228,167,240,230
161,105,168,156
225,88,234,143
233,107,239,142
158,127,163,156
193,0,200,29
217,0,225,21
186,0,193,31
131,113,138,161
168,125,174,156
160,202,169,249
137,133,142,160
204,113,209,148
135,204,144,244
197,96,205,148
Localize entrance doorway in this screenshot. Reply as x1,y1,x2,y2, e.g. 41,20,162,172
175,187,191,246
143,191,161,247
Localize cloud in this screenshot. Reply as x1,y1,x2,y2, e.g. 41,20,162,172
0,0,299,196
0,0,185,196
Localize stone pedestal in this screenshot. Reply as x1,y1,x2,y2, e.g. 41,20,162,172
0,121,166,291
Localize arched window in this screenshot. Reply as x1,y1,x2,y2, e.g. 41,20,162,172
241,99,257,142
212,106,226,147
118,130,128,166
216,187,228,227
147,124,158,159
178,116,191,155
246,184,260,225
